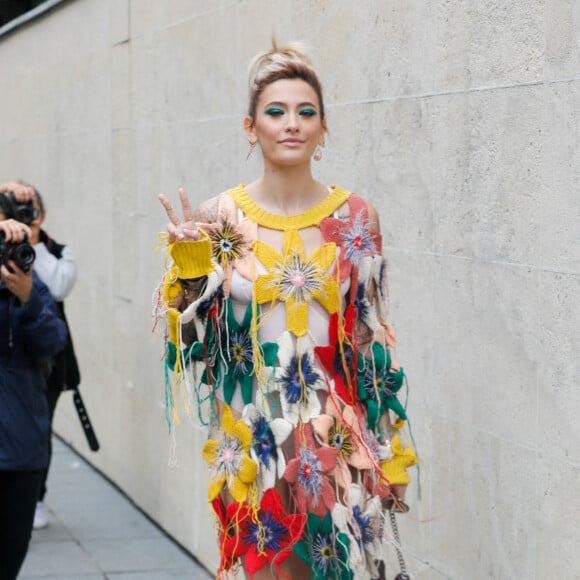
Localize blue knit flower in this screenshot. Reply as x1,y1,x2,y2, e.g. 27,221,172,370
350,505,374,548
278,353,321,405
242,404,292,490
244,510,288,552
269,332,326,426
332,483,384,578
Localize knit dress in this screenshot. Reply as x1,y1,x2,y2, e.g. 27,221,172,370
154,184,417,580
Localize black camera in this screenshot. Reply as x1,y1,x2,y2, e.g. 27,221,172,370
0,231,36,273
0,191,39,225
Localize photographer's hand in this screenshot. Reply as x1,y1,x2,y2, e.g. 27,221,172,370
0,218,31,243
0,261,33,304
159,188,202,243
0,219,33,303
0,181,35,202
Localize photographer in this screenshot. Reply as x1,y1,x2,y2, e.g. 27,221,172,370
0,213,67,579
0,182,79,530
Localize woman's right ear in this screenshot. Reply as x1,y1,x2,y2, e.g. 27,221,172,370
243,116,256,143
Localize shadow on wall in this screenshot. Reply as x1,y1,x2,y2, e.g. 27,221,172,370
0,0,48,27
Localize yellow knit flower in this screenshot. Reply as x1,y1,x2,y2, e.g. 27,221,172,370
380,433,418,485
202,404,258,502
253,229,339,336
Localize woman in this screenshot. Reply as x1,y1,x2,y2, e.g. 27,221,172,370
156,41,417,580
0,214,68,579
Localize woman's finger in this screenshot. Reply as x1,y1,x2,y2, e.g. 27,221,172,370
158,193,181,226
178,188,194,222
183,228,200,240
166,223,180,243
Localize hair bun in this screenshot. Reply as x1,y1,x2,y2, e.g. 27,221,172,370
246,38,325,121
248,38,314,89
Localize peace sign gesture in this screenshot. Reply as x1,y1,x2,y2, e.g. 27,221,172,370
158,188,202,243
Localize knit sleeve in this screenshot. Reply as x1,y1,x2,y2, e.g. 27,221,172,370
345,201,417,492
155,212,225,430
321,194,417,494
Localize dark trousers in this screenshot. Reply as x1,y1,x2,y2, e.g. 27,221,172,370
0,469,43,580
38,380,62,501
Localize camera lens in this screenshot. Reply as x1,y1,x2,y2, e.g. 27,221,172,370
11,243,36,273
16,204,39,225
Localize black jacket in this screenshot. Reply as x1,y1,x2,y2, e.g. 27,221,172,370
40,231,80,390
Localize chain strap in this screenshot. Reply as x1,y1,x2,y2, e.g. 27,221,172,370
389,509,410,580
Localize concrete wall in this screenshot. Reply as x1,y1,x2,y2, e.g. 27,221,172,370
0,1,578,578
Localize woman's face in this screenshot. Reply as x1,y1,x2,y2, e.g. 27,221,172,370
245,78,326,167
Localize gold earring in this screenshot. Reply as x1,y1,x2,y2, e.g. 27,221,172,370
313,144,323,161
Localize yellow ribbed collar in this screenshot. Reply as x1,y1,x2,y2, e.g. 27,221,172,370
227,184,351,230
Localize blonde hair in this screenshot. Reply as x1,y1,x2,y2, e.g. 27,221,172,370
247,39,325,123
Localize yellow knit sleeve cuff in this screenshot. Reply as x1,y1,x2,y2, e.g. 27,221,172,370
163,269,182,306
168,230,214,279
166,308,180,346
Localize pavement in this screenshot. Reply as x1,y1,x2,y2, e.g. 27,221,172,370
19,436,213,580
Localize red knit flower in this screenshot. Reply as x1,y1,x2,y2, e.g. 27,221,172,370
284,424,338,517
238,488,307,577
211,496,250,574
314,305,358,405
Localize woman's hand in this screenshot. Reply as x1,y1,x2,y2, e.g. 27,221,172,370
158,188,202,243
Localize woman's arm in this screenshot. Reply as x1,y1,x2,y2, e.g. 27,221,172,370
16,274,68,358
156,188,224,341
32,243,77,301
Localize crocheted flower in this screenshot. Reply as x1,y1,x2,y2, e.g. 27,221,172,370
312,403,374,491
242,404,292,490
265,332,327,426
284,425,338,517
253,229,339,336
195,216,252,297
239,488,307,577
380,432,417,486
211,496,250,574
357,255,400,345
361,423,397,500
206,221,248,268
332,484,384,579
357,341,406,429
294,512,353,580
220,299,278,406
315,305,358,405
319,194,381,283
202,404,258,502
